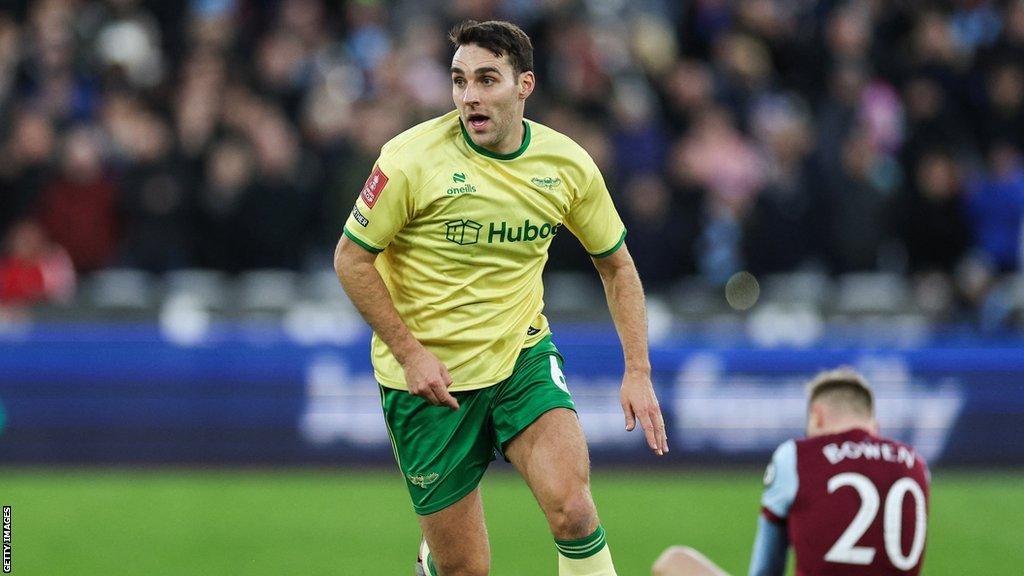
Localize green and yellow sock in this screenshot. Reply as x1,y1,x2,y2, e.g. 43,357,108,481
554,524,617,576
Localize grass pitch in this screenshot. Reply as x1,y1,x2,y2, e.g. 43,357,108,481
1,467,1020,575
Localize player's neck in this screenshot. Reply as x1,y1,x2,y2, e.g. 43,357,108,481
816,422,875,437
491,118,526,155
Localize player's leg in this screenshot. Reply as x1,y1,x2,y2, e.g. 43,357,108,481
380,385,496,576
417,487,489,576
652,546,731,576
505,407,616,575
491,336,613,574
506,407,597,537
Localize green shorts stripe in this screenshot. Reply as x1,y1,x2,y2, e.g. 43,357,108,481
379,385,403,470
380,335,576,515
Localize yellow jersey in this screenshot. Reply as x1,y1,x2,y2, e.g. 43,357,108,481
343,109,625,391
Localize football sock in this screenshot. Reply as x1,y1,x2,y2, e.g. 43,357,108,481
417,536,438,576
555,524,617,575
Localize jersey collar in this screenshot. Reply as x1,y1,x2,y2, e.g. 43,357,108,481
459,119,531,160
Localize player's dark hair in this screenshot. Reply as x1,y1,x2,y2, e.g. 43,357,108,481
449,20,534,77
806,367,874,417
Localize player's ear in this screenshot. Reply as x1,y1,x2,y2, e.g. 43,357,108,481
807,403,826,437
518,71,535,100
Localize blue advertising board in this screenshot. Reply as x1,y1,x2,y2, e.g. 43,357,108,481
0,322,1021,466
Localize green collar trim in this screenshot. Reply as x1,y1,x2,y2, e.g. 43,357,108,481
459,119,531,160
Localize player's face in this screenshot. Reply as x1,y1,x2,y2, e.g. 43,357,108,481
451,44,534,154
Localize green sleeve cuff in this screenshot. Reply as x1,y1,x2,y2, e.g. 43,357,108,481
590,229,627,258
343,227,384,253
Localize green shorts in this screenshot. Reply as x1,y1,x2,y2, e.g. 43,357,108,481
380,335,576,515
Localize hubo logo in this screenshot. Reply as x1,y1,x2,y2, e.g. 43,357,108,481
531,176,561,190
445,218,561,246
448,172,476,195
488,219,561,243
445,219,483,245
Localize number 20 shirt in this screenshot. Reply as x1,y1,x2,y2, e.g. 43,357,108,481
760,428,931,576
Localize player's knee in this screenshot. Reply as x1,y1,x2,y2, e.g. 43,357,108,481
548,489,598,540
433,552,490,576
652,546,694,576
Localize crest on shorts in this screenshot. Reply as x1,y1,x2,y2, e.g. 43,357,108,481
408,472,440,488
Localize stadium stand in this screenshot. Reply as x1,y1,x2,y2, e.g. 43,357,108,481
0,0,1022,330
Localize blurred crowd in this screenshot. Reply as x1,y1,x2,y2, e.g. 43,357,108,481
1,0,1023,322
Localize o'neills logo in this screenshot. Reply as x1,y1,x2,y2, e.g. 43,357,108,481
447,184,477,195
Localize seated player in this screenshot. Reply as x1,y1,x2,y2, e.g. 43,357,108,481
652,546,728,576
652,367,931,576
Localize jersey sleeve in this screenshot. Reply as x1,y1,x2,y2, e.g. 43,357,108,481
748,515,789,576
563,163,626,258
342,154,415,253
761,439,798,523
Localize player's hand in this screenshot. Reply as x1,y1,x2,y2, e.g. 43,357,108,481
402,346,459,410
620,371,668,456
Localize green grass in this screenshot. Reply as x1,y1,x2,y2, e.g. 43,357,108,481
1,467,1021,575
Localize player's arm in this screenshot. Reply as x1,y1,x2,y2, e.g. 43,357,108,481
748,441,797,576
334,237,458,409
337,158,458,408
748,516,788,576
591,244,668,456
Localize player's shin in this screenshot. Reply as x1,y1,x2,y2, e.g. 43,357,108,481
554,524,617,576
